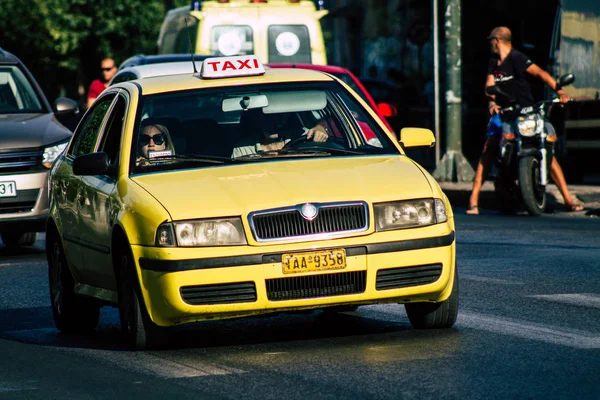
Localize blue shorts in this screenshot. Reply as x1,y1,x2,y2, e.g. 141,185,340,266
485,114,503,138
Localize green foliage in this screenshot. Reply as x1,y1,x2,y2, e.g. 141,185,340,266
0,0,189,102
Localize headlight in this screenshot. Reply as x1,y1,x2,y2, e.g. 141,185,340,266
517,114,542,137
156,218,247,247
43,140,69,168
374,199,447,231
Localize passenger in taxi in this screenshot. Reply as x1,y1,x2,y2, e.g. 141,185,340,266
231,109,329,158
136,119,176,165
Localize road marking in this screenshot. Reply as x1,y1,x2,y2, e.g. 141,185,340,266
133,353,245,378
461,274,524,285
65,350,247,378
0,385,37,392
529,293,600,309
457,312,600,349
366,305,600,349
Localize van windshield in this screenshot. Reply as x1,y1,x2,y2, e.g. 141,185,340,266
211,26,254,56
268,25,311,63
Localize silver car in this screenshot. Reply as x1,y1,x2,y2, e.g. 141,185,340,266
0,48,78,247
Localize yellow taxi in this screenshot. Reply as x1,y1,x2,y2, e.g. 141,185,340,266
158,0,328,65
46,55,457,350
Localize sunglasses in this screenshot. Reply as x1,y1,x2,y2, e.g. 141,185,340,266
140,133,166,146
101,66,115,71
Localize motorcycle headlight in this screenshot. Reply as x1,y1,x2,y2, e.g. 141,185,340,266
43,140,69,168
374,199,447,231
156,217,247,247
517,114,542,137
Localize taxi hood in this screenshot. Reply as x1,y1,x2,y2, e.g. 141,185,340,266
133,156,434,221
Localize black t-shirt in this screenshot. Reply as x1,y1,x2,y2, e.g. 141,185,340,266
487,48,535,107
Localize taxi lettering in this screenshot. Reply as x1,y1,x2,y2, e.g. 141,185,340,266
201,55,265,79
206,58,260,72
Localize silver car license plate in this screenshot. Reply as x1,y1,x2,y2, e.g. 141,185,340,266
0,181,17,197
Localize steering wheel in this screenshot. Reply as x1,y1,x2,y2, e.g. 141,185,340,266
281,135,310,150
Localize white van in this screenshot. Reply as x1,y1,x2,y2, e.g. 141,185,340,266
157,0,328,65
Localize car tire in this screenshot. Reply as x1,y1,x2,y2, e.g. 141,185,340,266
46,228,100,333
404,271,459,329
115,242,167,350
2,232,37,248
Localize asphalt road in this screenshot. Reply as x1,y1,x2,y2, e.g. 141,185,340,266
1,214,599,399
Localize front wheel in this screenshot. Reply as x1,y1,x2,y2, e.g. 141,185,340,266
116,242,167,350
405,271,459,329
46,228,100,333
518,155,546,216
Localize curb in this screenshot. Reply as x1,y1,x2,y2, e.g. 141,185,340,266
437,181,600,215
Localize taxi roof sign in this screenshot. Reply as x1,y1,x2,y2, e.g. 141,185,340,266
201,55,266,79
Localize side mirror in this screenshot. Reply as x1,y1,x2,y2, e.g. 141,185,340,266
557,73,575,90
377,102,397,118
73,152,110,176
399,127,435,148
54,97,79,117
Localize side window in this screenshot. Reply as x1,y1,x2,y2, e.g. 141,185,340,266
99,95,127,165
67,95,115,157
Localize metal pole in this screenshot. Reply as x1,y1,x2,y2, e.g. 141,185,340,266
432,0,474,182
433,0,440,166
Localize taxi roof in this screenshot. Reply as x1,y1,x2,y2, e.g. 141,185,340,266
125,66,335,96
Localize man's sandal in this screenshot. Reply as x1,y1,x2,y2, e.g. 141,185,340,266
565,203,584,212
466,205,479,215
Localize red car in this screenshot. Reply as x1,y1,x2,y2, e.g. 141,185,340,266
267,63,397,132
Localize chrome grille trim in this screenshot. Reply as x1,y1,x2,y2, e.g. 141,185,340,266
248,201,369,243
0,149,43,173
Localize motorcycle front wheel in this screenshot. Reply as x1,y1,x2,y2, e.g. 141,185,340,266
518,155,546,216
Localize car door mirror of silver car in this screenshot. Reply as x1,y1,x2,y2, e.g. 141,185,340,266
54,97,80,116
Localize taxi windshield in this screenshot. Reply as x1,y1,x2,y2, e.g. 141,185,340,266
0,66,44,113
132,81,399,174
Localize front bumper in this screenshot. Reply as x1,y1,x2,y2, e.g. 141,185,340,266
0,171,49,232
132,226,456,327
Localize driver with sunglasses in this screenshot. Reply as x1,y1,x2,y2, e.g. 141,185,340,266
136,119,175,166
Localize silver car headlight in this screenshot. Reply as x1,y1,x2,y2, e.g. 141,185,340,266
43,140,69,168
374,199,447,231
156,217,247,247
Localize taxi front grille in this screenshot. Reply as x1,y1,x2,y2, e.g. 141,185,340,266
180,281,257,305
266,271,366,301
0,149,44,173
250,202,368,241
375,264,443,290
0,189,39,214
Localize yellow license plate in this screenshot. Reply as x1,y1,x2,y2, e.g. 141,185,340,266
282,249,347,275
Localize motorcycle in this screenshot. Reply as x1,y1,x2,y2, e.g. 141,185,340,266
486,73,575,216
